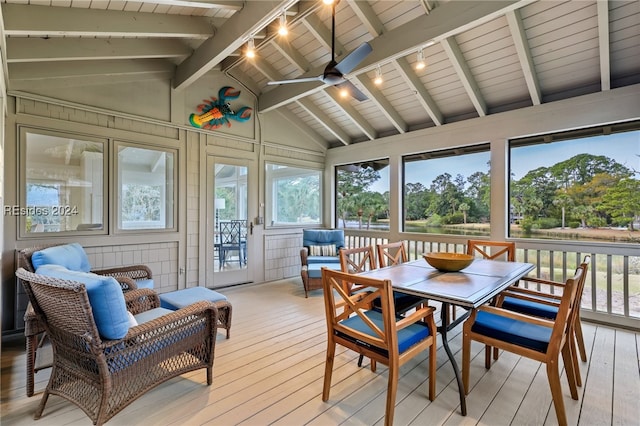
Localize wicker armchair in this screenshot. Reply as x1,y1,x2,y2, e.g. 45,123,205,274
16,268,218,426
18,243,154,397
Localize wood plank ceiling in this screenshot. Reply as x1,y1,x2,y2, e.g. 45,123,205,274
1,0,638,149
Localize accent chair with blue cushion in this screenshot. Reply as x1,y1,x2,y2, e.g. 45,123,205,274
321,268,437,426
18,243,155,397
300,229,345,297
462,264,586,426
16,267,218,426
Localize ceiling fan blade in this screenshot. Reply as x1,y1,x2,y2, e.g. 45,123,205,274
334,42,373,75
267,76,323,85
336,80,368,102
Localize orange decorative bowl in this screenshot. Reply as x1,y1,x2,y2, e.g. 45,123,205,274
423,252,474,272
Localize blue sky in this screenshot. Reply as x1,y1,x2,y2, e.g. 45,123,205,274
369,131,639,193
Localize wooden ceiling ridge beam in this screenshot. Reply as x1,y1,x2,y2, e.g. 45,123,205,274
259,0,523,112
6,38,191,63
1,3,213,38
506,9,541,105
173,0,296,90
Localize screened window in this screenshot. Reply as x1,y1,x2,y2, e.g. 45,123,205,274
335,159,389,230
117,145,176,230
20,129,105,235
265,163,321,226
403,145,491,236
509,122,640,243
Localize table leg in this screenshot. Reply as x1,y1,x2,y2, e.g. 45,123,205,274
439,302,467,416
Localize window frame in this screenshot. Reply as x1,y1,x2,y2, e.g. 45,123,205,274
18,126,108,238
402,144,491,236
114,141,178,233
265,162,323,228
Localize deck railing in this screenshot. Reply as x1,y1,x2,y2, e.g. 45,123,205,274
344,230,640,331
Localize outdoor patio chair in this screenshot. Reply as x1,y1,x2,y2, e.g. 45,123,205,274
18,243,154,397
321,267,437,426
466,239,517,362
16,267,218,426
218,220,247,267
462,264,586,426
496,255,591,385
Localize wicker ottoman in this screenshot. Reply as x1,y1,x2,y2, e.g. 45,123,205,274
160,287,232,338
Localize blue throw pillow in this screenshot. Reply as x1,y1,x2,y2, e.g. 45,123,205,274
31,243,92,272
35,264,129,340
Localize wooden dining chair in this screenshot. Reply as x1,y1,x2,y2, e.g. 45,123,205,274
321,267,437,426
462,264,585,426
466,239,516,261
496,255,591,385
466,239,517,363
376,241,428,312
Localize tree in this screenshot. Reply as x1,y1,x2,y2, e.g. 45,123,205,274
599,177,640,230
336,165,381,228
552,191,574,228
458,202,470,224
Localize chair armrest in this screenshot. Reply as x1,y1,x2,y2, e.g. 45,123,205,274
124,289,161,314
300,248,309,265
518,276,567,288
114,276,138,292
101,301,218,366
93,264,153,281
500,286,563,304
396,305,435,331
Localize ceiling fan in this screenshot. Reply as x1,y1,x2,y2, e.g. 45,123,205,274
266,1,372,101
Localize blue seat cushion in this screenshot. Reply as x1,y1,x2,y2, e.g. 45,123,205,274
32,243,91,272
159,287,227,310
135,278,155,289
501,296,558,319
338,310,431,355
471,310,552,353
307,263,342,279
134,307,175,324
307,255,340,265
35,264,129,340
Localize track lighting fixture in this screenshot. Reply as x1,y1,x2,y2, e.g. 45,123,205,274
246,38,256,58
416,48,426,70
373,65,383,86
278,12,288,36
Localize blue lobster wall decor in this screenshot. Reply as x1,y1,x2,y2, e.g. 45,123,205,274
189,86,252,129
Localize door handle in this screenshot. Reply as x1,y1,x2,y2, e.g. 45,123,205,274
249,221,254,235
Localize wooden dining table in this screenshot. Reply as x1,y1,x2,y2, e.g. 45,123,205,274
359,257,535,416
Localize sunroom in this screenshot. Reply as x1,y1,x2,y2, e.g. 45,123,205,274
1,1,639,425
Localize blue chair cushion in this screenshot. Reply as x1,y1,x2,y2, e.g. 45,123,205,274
134,307,175,324
135,278,155,289
303,229,344,253
339,310,431,355
307,263,342,279
471,310,552,353
35,264,129,340
501,296,558,319
307,255,340,265
159,287,227,310
32,243,91,272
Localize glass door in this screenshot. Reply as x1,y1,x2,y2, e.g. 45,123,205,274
207,157,253,287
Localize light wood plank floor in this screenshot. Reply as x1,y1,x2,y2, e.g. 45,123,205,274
2,278,639,426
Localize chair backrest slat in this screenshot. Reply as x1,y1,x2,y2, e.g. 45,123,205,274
377,242,407,268
467,240,516,261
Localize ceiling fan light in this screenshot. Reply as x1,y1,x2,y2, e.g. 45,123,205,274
246,38,256,58
322,0,335,5
339,88,349,98
278,13,288,36
373,65,383,86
